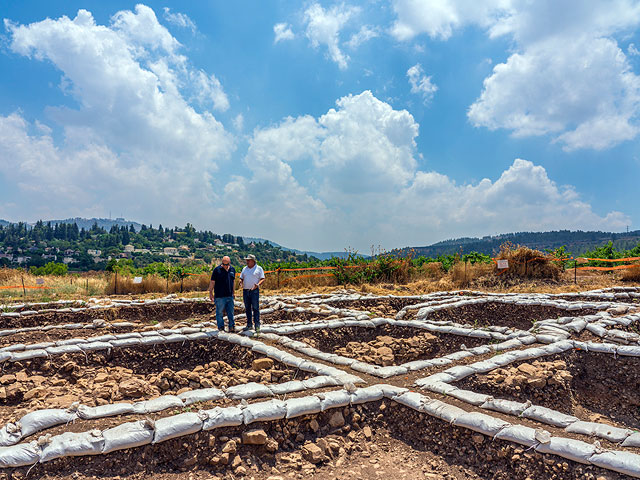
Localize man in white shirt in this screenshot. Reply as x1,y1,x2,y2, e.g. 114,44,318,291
240,254,265,333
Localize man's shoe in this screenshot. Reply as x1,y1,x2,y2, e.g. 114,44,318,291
255,327,261,336
242,326,251,332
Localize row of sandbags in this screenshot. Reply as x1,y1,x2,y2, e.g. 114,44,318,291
0,385,404,467
415,339,640,447
0,375,343,447
2,385,639,477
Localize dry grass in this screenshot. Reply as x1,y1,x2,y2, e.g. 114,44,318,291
104,273,211,295
450,262,494,287
0,268,106,300
494,245,562,281
622,265,640,282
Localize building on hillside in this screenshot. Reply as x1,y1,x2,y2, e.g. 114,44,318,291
62,257,74,264
123,244,135,253
134,248,150,254
163,247,179,256
87,249,102,257
178,245,189,252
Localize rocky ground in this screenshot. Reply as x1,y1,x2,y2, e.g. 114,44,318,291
458,351,640,430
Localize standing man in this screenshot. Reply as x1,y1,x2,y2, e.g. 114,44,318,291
208,256,236,332
240,254,265,334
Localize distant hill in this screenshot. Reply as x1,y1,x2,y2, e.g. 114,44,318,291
41,217,144,232
395,230,640,257
0,217,143,231
243,237,368,260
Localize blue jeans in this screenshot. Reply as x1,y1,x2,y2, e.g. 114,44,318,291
243,288,260,329
214,296,235,331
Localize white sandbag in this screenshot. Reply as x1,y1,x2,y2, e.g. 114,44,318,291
0,423,21,447
350,386,384,404
448,389,492,406
40,430,104,462
442,365,476,382
394,392,429,410
535,437,595,464
494,425,539,447
202,406,243,430
44,344,83,356
226,382,273,400
285,396,322,418
133,395,184,414
80,341,113,352
565,421,632,443
77,403,134,420
178,388,225,406
622,432,640,447
0,441,40,467
453,412,510,436
480,398,528,416
521,405,578,428
589,450,640,477
376,366,409,378
317,390,351,411
616,345,640,357
139,336,165,346
349,362,379,375
11,350,48,362
152,412,205,444
111,338,142,348
19,409,78,438
269,380,306,395
442,351,475,362
302,376,339,390
243,399,287,424
424,401,465,423
378,384,408,399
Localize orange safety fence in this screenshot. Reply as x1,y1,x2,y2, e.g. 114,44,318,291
578,257,640,262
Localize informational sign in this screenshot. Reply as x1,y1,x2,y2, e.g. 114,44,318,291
36,278,45,285
496,259,509,269
133,276,143,284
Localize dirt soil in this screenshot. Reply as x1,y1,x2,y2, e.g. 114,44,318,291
423,302,598,330
457,350,640,430
0,302,218,329
291,325,487,366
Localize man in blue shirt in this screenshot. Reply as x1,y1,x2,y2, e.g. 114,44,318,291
208,256,236,332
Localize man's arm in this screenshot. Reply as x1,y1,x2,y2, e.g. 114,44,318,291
231,270,236,297
208,280,215,302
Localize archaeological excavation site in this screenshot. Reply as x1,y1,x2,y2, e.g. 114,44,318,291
0,288,640,479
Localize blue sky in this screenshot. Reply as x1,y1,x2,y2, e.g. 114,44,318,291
1,1,639,252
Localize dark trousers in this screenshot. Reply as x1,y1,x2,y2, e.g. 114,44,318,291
243,288,260,329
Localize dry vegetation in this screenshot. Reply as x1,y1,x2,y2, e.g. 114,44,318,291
1,245,639,302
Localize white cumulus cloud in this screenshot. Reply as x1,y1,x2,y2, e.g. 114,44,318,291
1,5,233,225
304,3,359,69
163,7,196,32
407,63,438,104
273,22,294,43
220,91,627,250
392,0,640,150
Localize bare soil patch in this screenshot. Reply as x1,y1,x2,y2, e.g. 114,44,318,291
290,325,488,366
0,340,311,417
424,302,598,331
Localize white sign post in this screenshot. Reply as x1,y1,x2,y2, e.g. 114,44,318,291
496,259,509,269
133,276,143,284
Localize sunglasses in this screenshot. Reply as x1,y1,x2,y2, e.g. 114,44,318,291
222,263,230,266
